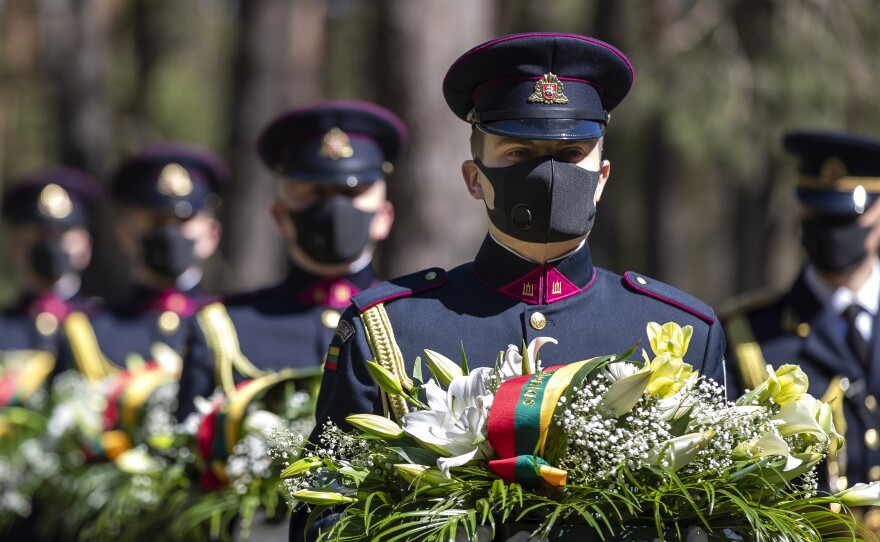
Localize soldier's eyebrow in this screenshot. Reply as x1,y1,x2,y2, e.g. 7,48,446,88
493,137,537,148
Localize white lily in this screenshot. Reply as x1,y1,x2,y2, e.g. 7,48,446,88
402,368,495,477
773,396,827,442
647,431,714,471
602,369,651,416
499,337,557,381
837,482,880,507
243,409,285,439
733,427,804,471
654,372,700,421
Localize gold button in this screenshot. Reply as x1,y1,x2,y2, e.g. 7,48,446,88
796,323,810,338
866,429,879,450
836,476,849,492
830,502,842,513
870,466,880,482
839,378,851,392
425,271,437,281
35,312,59,336
157,311,181,335
867,395,878,412
635,276,647,285
321,309,341,329
530,312,546,330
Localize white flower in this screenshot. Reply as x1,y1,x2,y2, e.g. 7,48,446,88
499,337,557,381
244,409,285,439
838,482,880,506
402,368,495,477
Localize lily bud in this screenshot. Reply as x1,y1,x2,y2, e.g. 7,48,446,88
423,349,462,387
366,361,404,395
346,414,405,440
292,489,358,506
394,463,453,487
602,370,651,416
838,482,880,507
281,456,322,478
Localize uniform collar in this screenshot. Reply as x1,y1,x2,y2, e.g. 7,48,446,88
286,263,378,309
804,258,880,317
471,234,596,305
130,283,202,317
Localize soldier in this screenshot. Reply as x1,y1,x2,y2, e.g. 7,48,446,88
87,142,227,367
176,100,404,418
724,130,880,494
293,32,726,541
0,166,102,377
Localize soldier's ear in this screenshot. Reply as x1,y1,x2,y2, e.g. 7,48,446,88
594,159,611,205
462,160,484,201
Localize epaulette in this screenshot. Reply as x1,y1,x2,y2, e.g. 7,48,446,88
351,267,447,312
623,271,715,324
716,288,782,321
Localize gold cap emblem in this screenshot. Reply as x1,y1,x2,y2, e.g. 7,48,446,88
528,73,569,105
319,127,354,160
38,184,73,219
158,163,193,197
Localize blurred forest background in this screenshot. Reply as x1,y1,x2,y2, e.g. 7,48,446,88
0,0,879,308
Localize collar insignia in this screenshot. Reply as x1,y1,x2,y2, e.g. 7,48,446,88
528,73,569,105
319,127,354,160
38,184,73,219
158,163,193,197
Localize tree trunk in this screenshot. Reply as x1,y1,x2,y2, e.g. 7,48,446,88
374,0,497,277
222,0,326,291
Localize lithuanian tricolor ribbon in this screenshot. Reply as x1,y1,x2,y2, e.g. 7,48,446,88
487,360,591,489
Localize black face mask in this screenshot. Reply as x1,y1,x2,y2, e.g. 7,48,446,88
31,240,72,282
287,195,375,265
801,215,870,273
141,225,196,278
474,156,600,244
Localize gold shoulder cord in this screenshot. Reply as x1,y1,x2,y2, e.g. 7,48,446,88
822,376,848,492
725,314,768,390
197,302,263,396
63,311,119,382
360,303,412,421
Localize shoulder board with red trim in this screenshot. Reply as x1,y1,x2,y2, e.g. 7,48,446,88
623,271,716,324
351,267,447,312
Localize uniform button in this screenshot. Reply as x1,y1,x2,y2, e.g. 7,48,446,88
796,323,810,338
157,311,181,335
35,312,59,336
836,476,849,492
321,309,341,329
870,466,880,482
425,271,437,281
839,378,851,392
866,429,879,450
635,276,648,285
530,312,546,330
867,395,877,412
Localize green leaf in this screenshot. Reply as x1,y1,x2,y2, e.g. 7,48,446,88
460,341,470,375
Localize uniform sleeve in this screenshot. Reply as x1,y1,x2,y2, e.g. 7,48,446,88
176,319,215,420
311,305,383,440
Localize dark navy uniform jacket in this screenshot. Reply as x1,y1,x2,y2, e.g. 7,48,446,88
724,269,880,487
176,264,377,419
87,283,211,368
0,292,95,375
314,236,727,434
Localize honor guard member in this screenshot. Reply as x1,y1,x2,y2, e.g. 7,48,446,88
88,143,227,367
176,100,403,419
0,167,102,378
293,33,726,541
724,131,880,495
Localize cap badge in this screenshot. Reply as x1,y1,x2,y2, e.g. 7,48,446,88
319,127,354,160
38,184,73,219
158,164,193,197
819,156,848,186
528,73,569,105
